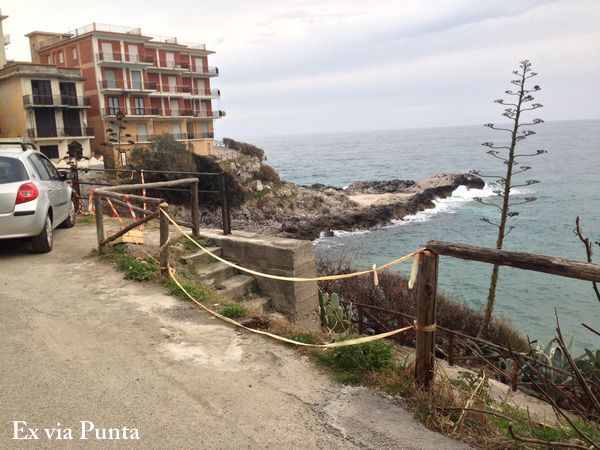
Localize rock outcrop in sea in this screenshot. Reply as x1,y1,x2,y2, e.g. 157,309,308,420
202,149,485,240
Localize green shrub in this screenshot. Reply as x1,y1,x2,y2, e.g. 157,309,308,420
116,256,158,281
223,137,265,162
219,304,247,318
160,277,214,302
319,335,397,375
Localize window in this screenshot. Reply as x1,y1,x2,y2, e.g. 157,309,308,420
194,57,204,73
101,42,113,61
137,123,148,142
169,99,179,116
71,47,78,61
104,69,117,88
58,52,64,64
131,71,142,90
0,157,28,184
107,96,120,115
46,54,53,64
133,97,145,115
28,154,51,180
40,145,60,160
172,123,182,139
167,76,177,93
39,153,61,177
128,45,139,62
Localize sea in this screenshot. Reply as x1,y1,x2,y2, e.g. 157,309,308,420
247,119,600,353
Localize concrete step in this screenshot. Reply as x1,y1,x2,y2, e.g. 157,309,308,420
180,247,222,267
216,275,255,300
196,262,235,285
243,297,271,313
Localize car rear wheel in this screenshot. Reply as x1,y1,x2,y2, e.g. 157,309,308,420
31,214,53,253
58,198,76,228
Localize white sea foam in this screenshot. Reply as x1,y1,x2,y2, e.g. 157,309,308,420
385,184,497,228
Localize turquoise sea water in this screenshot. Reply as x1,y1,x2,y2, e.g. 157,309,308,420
247,119,600,352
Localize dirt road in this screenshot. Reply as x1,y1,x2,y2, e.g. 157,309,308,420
0,223,467,449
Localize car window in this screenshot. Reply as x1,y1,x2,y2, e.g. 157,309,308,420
28,154,52,181
39,155,61,181
0,157,28,184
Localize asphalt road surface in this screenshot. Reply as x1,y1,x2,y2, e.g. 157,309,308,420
0,223,468,449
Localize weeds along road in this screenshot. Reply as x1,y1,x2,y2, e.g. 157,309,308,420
0,223,468,449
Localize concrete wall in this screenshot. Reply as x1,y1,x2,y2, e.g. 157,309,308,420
198,229,319,327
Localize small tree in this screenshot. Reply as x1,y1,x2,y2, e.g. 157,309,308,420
472,60,547,337
102,110,134,177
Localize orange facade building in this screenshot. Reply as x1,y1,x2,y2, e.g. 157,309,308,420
26,23,224,163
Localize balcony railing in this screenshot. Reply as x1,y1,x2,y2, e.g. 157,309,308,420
103,107,158,116
102,108,225,118
27,127,93,138
188,131,214,139
191,66,219,75
145,83,220,97
99,80,148,90
23,95,91,107
146,57,190,70
97,52,149,64
135,134,153,142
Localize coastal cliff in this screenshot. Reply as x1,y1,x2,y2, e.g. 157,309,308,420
203,148,484,240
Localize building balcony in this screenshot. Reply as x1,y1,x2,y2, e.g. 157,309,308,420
189,66,219,77
103,107,158,117
96,52,153,67
98,80,155,93
145,57,190,72
23,95,91,108
146,84,221,98
27,127,94,138
188,131,214,139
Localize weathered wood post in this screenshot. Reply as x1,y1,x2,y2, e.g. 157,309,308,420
93,191,105,253
190,181,200,238
159,202,170,276
414,250,439,388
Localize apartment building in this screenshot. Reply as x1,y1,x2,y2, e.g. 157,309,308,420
26,23,224,162
0,10,93,161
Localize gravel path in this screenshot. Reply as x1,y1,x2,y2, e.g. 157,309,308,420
0,223,468,449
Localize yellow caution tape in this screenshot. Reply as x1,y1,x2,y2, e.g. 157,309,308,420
168,267,414,348
160,208,424,283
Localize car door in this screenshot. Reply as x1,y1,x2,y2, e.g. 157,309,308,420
28,154,65,226
40,155,69,225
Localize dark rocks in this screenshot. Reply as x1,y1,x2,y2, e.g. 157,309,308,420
345,179,416,195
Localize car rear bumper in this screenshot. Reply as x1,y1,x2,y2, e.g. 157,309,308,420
0,200,46,239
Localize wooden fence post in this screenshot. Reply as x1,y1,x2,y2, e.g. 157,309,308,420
190,181,200,238
414,250,439,388
94,192,105,253
159,203,170,276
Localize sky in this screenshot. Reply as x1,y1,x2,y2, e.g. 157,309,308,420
2,0,600,138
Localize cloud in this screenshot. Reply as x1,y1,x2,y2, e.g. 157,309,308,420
2,0,599,137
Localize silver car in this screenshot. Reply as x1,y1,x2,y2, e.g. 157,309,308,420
0,143,75,253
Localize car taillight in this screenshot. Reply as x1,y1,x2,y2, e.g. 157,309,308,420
15,182,39,204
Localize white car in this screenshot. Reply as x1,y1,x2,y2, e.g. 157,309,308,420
0,142,75,253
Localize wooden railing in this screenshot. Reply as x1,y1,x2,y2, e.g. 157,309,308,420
411,240,600,387
93,178,200,274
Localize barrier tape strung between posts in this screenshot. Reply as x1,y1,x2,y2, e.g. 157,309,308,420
116,232,417,347
167,266,416,348
160,208,426,284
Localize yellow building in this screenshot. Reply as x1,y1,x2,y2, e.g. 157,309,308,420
0,11,93,161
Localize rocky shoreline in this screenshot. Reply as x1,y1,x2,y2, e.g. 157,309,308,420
201,153,485,240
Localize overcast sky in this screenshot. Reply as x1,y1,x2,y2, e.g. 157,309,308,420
3,0,599,138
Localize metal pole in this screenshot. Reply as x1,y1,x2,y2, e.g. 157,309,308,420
190,181,200,237
220,173,231,235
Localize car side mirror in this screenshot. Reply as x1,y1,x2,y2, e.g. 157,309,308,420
59,171,77,181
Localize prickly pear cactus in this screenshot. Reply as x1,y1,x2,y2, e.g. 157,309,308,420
318,290,350,333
